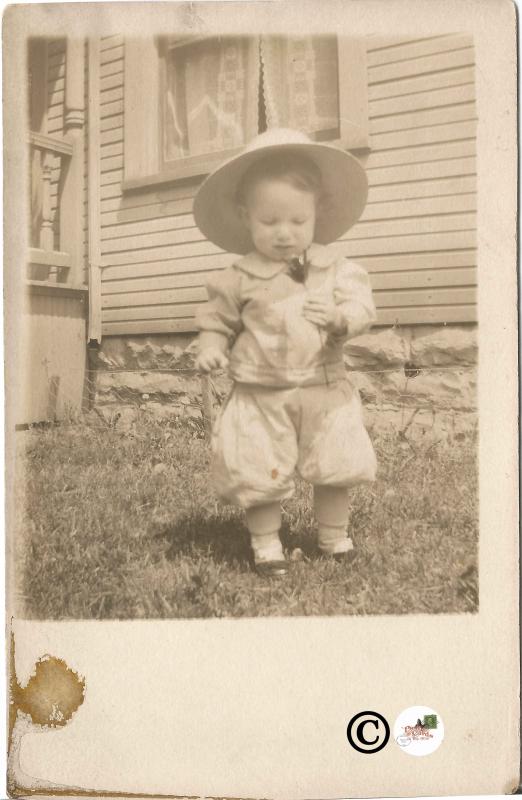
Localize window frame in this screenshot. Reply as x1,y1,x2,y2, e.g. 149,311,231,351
122,35,371,192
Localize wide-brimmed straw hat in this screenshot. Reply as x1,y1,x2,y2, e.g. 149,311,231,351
193,128,368,255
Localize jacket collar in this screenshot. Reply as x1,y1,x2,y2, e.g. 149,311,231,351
234,243,337,279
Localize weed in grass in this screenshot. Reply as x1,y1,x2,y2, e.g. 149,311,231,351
14,415,478,619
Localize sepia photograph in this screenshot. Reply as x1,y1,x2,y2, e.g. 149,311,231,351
14,25,479,619
3,2,518,798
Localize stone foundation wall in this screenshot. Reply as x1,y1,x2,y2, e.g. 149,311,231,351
89,324,477,437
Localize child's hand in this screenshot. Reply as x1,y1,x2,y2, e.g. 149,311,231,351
302,291,347,334
195,347,229,373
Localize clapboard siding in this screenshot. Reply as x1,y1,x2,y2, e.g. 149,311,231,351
368,44,474,81
368,65,474,100
366,34,474,66
369,102,476,134
99,34,477,334
342,32,476,327
102,266,477,303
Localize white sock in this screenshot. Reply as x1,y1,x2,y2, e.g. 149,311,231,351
317,524,354,555
250,531,284,563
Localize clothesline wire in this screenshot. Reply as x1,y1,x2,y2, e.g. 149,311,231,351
82,364,474,376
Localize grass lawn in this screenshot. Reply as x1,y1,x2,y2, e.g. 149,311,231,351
14,415,478,619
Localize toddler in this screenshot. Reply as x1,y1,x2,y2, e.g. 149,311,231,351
194,128,377,577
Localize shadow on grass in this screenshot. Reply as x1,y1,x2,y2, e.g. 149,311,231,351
155,514,319,567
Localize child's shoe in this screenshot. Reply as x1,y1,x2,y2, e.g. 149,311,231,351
254,559,289,577
318,526,355,562
332,546,356,564
250,531,288,577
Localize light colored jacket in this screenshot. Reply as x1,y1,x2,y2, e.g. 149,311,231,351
196,243,376,388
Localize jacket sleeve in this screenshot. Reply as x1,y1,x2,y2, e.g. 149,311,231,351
195,266,244,353
332,258,377,341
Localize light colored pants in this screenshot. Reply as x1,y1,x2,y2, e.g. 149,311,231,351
211,380,377,509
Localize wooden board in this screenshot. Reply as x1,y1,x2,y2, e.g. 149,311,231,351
341,230,476,257
100,113,123,132
102,303,477,335
101,213,194,240
102,301,202,322
348,214,475,241
101,127,124,146
367,139,475,169
370,102,476,134
102,267,476,307
368,66,475,101
100,141,123,159
100,197,194,222
102,286,208,308
376,304,476,325
368,175,476,203
371,120,477,151
367,34,474,67
102,252,234,282
102,225,205,254
362,193,476,221
370,266,476,291
103,317,199,335
367,157,476,186
373,286,475,308
355,250,476,272
103,270,221,295
102,239,223,267
370,83,475,119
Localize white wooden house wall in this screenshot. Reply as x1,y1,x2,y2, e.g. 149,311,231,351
99,34,477,336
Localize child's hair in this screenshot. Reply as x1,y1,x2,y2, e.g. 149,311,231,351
236,152,322,205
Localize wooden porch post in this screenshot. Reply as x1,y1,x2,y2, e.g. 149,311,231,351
87,37,102,344
29,39,48,253
60,38,86,287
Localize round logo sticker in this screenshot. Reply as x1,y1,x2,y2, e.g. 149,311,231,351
394,706,444,756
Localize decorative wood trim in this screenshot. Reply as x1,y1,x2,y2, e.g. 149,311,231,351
65,38,85,129
28,132,73,157
61,37,86,286
26,280,88,298
29,247,72,268
39,151,54,251
29,39,48,133
88,37,103,344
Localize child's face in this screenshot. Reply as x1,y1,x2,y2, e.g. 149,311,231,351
239,178,316,262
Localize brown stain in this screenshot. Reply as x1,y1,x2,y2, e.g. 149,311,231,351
9,631,87,795
271,468,278,479
10,633,85,732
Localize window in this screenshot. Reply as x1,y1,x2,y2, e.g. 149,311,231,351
162,37,259,162
123,35,370,189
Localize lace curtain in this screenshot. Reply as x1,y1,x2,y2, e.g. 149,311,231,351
164,37,260,161
261,36,339,140
164,35,339,160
